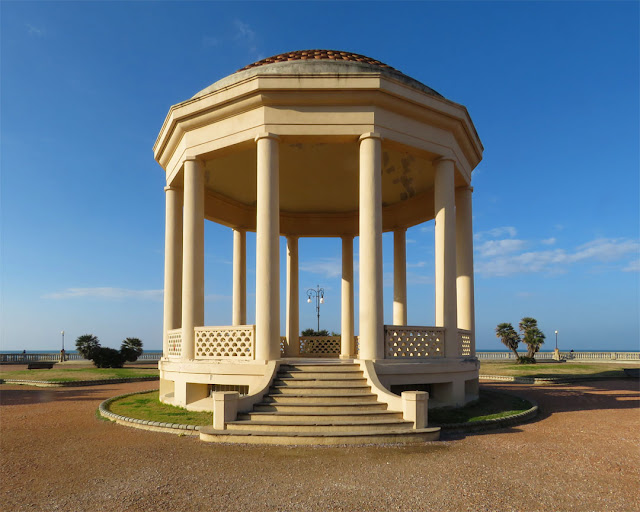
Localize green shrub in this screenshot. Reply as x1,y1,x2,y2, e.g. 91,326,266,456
516,356,537,365
92,347,126,368
75,334,144,367
301,328,330,336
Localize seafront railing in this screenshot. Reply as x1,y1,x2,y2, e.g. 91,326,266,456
477,351,640,361
5,350,636,364
0,352,162,363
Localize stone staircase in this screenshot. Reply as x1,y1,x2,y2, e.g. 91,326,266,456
199,362,440,445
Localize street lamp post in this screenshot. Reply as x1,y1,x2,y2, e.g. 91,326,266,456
306,285,325,333
60,330,66,362
555,330,558,350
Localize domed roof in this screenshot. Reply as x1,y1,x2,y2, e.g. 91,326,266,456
192,49,443,100
236,49,397,73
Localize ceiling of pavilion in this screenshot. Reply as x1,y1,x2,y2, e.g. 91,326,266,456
203,141,436,215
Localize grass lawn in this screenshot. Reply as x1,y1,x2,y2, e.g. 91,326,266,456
0,367,159,382
108,391,211,426
429,390,532,424
107,389,532,428
479,360,638,379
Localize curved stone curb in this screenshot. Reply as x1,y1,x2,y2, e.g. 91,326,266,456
0,376,159,388
430,389,539,434
436,401,539,434
101,389,538,440
98,389,202,435
480,374,630,385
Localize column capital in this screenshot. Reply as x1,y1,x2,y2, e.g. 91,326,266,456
183,155,202,163
456,185,474,193
255,132,281,143
359,132,382,143
164,185,181,193
393,226,408,234
434,155,456,165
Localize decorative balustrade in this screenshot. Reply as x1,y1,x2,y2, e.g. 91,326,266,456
299,336,341,357
194,325,255,360
384,326,445,359
0,352,162,363
562,351,640,361
0,353,66,363
137,353,162,361
458,329,472,357
477,351,640,361
478,352,515,360
167,329,182,357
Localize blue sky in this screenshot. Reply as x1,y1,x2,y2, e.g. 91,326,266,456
1,1,638,352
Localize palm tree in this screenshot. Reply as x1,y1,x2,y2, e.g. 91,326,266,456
120,337,143,362
523,326,546,358
75,334,100,360
519,317,545,358
495,323,520,358
519,317,538,336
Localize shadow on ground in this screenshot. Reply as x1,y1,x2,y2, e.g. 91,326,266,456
0,386,115,406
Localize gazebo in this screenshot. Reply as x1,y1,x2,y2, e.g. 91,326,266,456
154,50,483,444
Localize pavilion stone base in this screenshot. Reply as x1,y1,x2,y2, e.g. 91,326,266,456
159,357,479,411
374,358,480,408
159,359,277,412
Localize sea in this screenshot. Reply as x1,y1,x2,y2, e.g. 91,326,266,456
0,350,164,355
1,349,634,354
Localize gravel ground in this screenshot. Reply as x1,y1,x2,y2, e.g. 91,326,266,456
1,378,638,512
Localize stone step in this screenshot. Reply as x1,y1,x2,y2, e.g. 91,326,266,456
199,427,441,446
277,372,365,380
202,360,434,446
254,402,386,413
240,410,402,422
263,393,379,404
279,364,361,373
270,386,372,396
273,378,369,387
225,419,414,433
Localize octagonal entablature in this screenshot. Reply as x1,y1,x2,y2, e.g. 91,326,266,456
154,51,483,236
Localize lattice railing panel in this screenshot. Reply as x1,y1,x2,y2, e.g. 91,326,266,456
458,329,472,357
299,336,340,357
168,329,182,357
194,325,255,359
384,326,445,359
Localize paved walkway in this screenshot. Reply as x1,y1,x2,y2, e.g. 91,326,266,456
1,379,638,511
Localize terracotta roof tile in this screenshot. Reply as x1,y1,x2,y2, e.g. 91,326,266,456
236,49,398,73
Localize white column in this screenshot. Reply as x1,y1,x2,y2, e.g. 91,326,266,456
181,157,205,360
285,236,299,357
456,186,476,357
358,132,384,360
393,228,407,326
232,229,246,325
341,235,355,358
255,133,280,361
434,157,458,357
163,186,183,356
